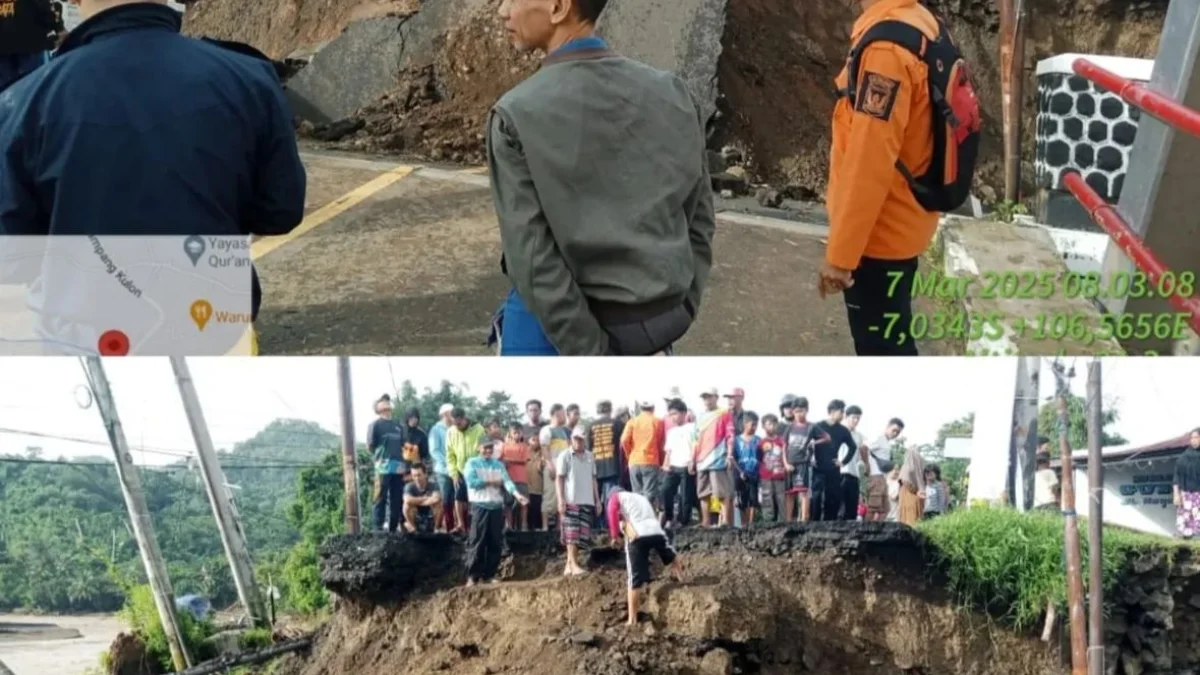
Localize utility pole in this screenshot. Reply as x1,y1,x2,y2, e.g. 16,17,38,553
1051,360,1087,675
337,357,361,534
170,357,269,629
81,357,192,672
1011,357,1041,511
1085,360,1106,675
999,0,1027,202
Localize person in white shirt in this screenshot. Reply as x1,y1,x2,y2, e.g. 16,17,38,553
606,488,684,626
1032,444,1060,511
660,398,697,527
861,417,905,521
557,426,600,576
838,405,867,520
886,465,902,522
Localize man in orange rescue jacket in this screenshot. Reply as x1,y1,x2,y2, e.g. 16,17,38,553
821,0,940,356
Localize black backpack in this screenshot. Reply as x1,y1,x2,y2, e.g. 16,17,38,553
840,18,983,213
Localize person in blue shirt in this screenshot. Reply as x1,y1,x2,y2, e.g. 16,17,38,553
427,403,456,532
733,412,761,529
463,439,528,586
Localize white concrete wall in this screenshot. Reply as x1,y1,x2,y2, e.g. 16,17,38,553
966,360,1020,504
1071,457,1177,537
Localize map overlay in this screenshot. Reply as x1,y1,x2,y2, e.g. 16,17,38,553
0,236,254,356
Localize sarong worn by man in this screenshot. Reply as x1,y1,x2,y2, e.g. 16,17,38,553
487,20,716,356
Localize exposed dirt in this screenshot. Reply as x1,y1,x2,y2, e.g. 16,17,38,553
277,524,1069,675
715,0,1168,201
312,10,541,164
182,0,421,60
185,0,1170,200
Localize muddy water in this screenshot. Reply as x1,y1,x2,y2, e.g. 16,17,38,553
0,613,124,675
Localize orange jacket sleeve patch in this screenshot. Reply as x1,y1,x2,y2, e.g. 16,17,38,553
855,71,901,122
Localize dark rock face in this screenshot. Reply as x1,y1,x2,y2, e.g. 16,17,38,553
321,521,932,602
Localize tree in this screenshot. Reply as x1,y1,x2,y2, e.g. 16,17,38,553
929,414,974,508
390,380,518,428
1036,393,1126,455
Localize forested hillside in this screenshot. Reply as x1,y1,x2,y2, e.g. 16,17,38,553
0,382,516,615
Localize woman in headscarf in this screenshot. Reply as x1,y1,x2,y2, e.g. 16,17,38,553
897,444,926,526
1173,428,1200,539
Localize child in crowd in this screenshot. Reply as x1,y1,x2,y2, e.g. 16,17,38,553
757,414,788,523
500,423,531,531
886,465,902,522
525,436,545,531
781,399,813,522
923,464,949,519
733,412,761,529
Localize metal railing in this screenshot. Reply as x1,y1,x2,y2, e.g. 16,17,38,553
1062,57,1200,337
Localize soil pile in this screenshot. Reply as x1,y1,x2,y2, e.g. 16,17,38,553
302,11,540,164
278,523,1071,675
182,0,421,60
714,0,1168,199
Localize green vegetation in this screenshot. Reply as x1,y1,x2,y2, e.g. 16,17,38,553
1037,393,1128,454
994,199,1029,223
918,507,1191,630
121,584,216,670
0,381,516,616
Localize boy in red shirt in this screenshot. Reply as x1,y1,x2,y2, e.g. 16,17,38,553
757,414,788,523
500,422,532,530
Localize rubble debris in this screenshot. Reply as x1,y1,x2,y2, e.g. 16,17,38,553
190,0,1167,199
106,632,153,675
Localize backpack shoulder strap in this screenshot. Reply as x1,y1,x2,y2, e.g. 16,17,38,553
842,20,930,107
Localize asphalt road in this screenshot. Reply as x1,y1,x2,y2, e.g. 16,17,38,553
251,150,958,356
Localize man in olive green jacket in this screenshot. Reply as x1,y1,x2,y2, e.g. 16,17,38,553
489,0,716,356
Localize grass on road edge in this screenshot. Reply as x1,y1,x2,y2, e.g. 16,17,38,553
917,507,1195,630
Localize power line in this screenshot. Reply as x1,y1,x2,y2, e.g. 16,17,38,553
0,427,338,466
0,457,330,470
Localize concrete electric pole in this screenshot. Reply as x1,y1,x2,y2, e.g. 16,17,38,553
336,357,361,534
1085,360,1106,675
169,357,270,629
1010,357,1041,511
81,357,192,672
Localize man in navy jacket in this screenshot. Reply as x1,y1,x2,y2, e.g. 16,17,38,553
0,0,305,238
0,0,306,324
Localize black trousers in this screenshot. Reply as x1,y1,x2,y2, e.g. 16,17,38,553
527,494,544,530
843,256,920,356
810,469,842,522
466,505,505,581
840,475,860,520
372,474,405,532
661,468,695,526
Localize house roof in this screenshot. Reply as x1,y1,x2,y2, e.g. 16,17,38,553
1052,431,1195,468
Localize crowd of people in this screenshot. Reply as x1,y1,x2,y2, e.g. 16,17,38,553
363,388,959,618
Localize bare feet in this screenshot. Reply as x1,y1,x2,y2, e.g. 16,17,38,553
465,578,476,588
402,522,416,534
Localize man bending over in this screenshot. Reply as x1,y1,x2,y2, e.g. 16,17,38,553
606,488,684,626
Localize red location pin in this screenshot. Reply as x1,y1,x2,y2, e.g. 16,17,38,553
97,330,130,356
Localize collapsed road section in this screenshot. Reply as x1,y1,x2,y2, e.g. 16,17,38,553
267,522,1200,675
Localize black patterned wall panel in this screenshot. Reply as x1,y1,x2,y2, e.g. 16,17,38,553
1034,72,1143,203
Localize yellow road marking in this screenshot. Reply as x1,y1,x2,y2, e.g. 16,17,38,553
251,165,415,260
462,166,489,175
